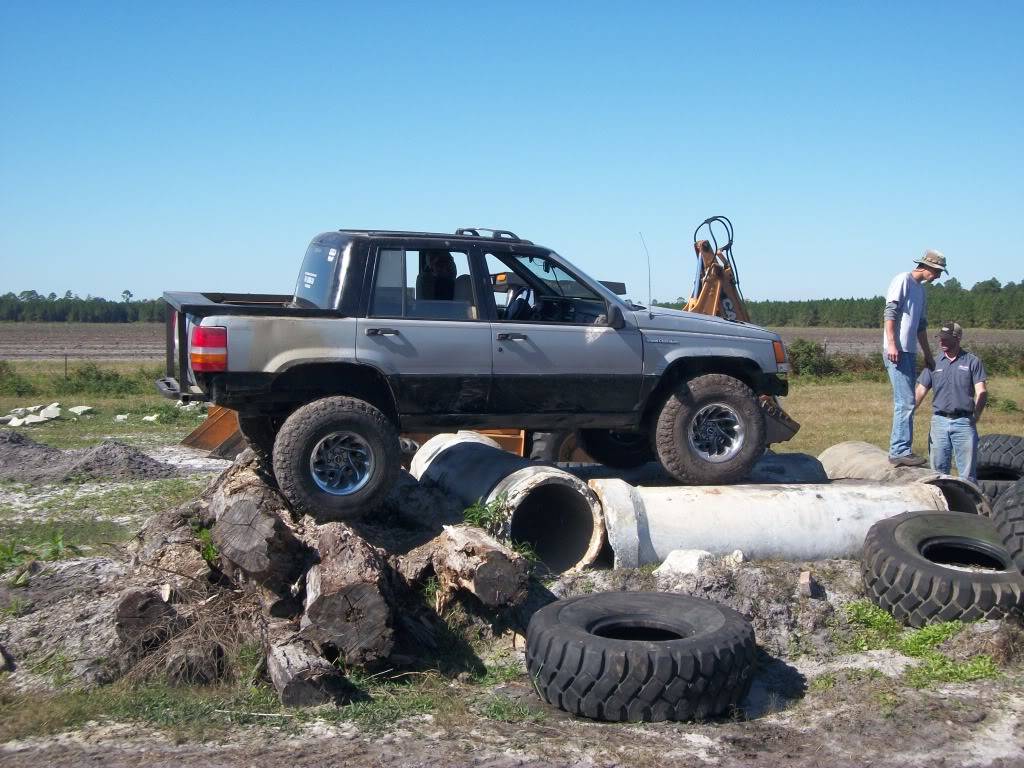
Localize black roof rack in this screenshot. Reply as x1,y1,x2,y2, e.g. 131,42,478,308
337,228,533,245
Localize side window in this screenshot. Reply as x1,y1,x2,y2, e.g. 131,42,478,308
484,251,606,325
371,248,478,320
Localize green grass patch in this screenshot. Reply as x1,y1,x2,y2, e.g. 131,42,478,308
838,600,1001,689
0,520,132,561
462,493,508,534
478,694,544,723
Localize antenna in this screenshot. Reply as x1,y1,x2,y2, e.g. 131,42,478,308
639,231,652,309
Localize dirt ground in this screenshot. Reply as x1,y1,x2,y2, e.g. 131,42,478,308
1,413,1023,765
772,326,1024,357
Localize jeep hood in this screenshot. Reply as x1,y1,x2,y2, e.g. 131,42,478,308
633,306,776,340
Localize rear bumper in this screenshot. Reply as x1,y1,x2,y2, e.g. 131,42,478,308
155,376,209,404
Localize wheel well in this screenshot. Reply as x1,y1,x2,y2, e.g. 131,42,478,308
640,357,764,427
268,363,400,426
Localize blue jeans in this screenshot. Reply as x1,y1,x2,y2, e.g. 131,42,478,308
930,415,978,482
884,352,917,458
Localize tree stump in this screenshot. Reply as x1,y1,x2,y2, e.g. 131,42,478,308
264,620,352,707
301,523,395,666
399,525,529,612
114,587,181,650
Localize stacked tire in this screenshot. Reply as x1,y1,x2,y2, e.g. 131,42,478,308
861,510,1024,626
526,592,756,722
976,434,1024,507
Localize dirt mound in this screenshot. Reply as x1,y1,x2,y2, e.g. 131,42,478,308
0,430,181,484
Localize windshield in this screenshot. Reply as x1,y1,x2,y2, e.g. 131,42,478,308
293,242,344,309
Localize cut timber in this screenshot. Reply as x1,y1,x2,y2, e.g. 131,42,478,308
114,587,180,649
400,524,529,612
264,620,351,707
302,522,395,666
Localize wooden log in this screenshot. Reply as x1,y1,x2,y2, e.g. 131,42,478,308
114,587,181,650
264,620,351,707
398,524,529,612
301,523,395,666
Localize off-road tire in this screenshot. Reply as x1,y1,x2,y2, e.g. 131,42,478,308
271,396,399,522
861,510,1024,627
991,479,1024,574
654,374,766,485
528,431,580,463
977,434,1024,481
526,592,756,722
577,429,655,469
237,413,277,467
978,479,1014,508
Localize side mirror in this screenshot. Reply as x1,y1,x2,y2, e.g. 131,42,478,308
607,304,626,329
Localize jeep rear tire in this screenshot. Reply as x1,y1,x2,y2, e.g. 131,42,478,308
272,396,399,522
654,374,766,485
578,429,655,469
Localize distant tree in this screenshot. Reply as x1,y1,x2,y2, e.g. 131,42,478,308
122,289,133,303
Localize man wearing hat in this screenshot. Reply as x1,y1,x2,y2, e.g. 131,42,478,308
914,322,988,482
882,250,946,466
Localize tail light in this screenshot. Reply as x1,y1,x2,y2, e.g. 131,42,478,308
191,326,227,372
773,340,787,364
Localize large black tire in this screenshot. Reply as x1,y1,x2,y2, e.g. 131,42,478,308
978,479,1014,508
271,396,399,522
526,592,756,722
237,413,277,467
577,429,655,469
861,510,1024,627
977,434,1024,481
528,431,581,463
654,374,766,485
991,479,1024,574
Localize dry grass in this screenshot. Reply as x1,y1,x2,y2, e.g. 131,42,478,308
780,375,1024,458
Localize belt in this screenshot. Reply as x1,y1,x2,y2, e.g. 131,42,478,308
935,410,973,419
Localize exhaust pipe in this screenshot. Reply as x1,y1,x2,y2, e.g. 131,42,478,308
592,478,949,568
410,432,605,573
818,441,990,516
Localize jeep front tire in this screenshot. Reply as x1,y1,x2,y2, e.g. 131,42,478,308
272,396,399,521
655,374,765,485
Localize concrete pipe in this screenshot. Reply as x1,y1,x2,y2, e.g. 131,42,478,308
591,478,949,568
565,452,829,487
410,432,605,573
818,441,990,516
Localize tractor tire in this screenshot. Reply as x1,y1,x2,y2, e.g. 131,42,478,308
526,592,756,722
977,434,1024,481
577,430,655,469
271,396,399,522
654,374,766,485
978,479,1014,508
528,431,580,463
861,510,1024,627
991,479,1024,574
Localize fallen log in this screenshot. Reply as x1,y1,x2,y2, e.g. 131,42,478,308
114,587,181,650
399,524,528,612
264,620,352,707
301,522,395,666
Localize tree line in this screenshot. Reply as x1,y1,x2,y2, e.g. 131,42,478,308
658,278,1024,328
0,291,164,322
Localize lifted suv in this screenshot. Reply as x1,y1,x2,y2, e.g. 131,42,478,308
159,227,796,519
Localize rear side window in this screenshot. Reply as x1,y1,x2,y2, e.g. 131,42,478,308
293,242,344,309
370,248,478,320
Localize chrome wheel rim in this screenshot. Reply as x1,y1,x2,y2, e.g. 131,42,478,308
309,431,374,495
687,403,745,463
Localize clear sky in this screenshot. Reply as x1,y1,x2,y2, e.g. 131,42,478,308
2,2,1021,304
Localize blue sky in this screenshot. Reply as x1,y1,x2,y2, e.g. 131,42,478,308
2,2,1021,303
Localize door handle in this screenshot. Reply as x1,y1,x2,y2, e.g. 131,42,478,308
496,332,528,341
365,327,400,336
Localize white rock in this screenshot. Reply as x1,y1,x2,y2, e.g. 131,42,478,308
0,415,11,425
654,549,715,578
7,417,23,427
8,408,28,417
22,414,48,425
26,405,44,414
48,402,60,409
40,406,61,419
69,406,93,416
721,549,745,569
142,415,159,423
114,414,129,422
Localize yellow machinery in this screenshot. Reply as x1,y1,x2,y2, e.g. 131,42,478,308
685,215,750,323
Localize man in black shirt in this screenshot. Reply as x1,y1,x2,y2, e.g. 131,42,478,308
914,321,988,482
